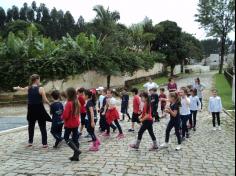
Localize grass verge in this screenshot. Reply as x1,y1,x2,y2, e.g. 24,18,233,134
213,73,234,110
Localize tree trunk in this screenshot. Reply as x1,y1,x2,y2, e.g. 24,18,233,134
219,35,226,74
170,65,175,76
107,75,111,89
181,59,184,73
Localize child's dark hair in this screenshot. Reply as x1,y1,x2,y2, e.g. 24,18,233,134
131,88,138,95
152,88,157,92
160,88,165,92
66,87,80,115
29,74,40,87
168,77,174,82
169,92,181,107
84,89,97,105
140,92,150,113
77,87,85,94
196,77,200,84
191,88,197,96
51,90,60,100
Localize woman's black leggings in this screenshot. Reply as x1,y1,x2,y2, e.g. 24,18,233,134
107,120,123,134
212,112,220,127
138,120,156,141
165,118,181,144
28,120,47,145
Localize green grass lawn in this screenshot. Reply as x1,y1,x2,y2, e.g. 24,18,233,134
213,73,234,110
132,76,169,90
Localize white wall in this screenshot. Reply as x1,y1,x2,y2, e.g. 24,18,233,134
44,63,164,91
185,65,210,73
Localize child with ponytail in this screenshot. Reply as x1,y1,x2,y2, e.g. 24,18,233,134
62,87,81,161
129,92,158,151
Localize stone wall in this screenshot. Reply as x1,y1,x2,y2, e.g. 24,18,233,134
44,63,164,91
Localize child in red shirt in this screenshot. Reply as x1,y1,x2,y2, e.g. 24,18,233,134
159,88,167,118
77,88,86,135
129,92,158,150
128,88,141,132
62,87,81,161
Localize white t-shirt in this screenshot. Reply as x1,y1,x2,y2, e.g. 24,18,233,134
180,97,191,115
143,82,159,92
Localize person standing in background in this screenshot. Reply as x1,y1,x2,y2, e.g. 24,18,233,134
167,78,178,93
120,89,131,121
193,78,205,110
143,78,159,93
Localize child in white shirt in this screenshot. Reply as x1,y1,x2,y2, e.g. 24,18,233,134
189,88,201,131
208,89,223,130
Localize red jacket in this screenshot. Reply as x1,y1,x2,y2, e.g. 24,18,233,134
62,101,80,128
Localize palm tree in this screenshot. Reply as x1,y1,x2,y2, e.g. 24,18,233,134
92,5,120,38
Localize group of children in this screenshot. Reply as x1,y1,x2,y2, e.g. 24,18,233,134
14,74,223,162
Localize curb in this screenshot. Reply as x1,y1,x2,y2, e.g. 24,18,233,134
223,109,235,119
0,125,28,136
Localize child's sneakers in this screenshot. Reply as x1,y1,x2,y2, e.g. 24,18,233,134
160,143,169,148
95,138,101,146
213,127,217,131
89,142,99,151
42,145,48,149
129,144,139,149
116,133,125,139
102,132,110,137
218,126,222,131
128,129,135,132
175,145,181,151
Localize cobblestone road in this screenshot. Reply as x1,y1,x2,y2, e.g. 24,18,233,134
0,72,235,176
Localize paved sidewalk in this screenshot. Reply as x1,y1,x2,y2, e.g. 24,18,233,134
0,72,235,176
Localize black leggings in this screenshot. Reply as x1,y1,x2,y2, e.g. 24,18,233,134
138,120,156,141
64,127,79,143
180,115,189,137
28,120,47,145
87,123,97,142
165,118,181,145
190,110,197,128
199,98,203,109
122,112,131,120
212,112,220,127
107,120,122,134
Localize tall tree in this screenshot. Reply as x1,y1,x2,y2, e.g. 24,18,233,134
0,7,6,29
27,8,35,22
11,5,19,20
63,11,75,36
19,3,28,21
201,39,220,56
6,9,13,22
195,0,235,74
92,5,120,38
151,20,182,76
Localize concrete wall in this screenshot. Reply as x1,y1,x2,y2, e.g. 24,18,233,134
185,65,210,73
44,63,164,91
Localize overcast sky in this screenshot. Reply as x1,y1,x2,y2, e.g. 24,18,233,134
1,0,235,40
